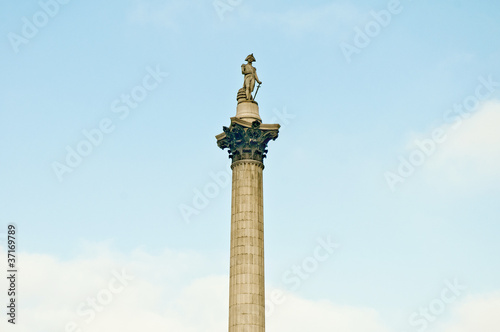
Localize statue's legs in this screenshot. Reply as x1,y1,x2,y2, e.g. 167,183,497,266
244,76,255,100
249,80,255,99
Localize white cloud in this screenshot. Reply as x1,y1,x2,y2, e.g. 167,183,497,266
422,100,500,189
267,291,390,332
0,243,388,332
0,244,218,332
1,244,500,332
437,292,500,332
400,100,500,193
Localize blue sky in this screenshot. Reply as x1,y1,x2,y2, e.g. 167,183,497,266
1,0,500,331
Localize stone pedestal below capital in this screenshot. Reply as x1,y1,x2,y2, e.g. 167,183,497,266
235,100,261,123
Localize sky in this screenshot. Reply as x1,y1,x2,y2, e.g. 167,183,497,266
1,0,500,331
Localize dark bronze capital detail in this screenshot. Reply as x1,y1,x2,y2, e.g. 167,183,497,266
217,120,279,164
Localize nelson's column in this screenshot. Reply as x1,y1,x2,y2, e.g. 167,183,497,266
216,54,280,331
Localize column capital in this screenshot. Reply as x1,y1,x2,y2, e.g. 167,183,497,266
216,117,280,164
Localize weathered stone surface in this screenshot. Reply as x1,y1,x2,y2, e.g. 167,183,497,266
229,160,265,332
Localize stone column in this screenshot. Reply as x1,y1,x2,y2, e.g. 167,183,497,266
229,159,264,331
217,101,279,332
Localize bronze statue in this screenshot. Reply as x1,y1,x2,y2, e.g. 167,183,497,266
241,54,262,101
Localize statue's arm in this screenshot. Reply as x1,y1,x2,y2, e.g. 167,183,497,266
254,68,262,84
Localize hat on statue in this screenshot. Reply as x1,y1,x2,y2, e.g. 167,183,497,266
245,53,256,62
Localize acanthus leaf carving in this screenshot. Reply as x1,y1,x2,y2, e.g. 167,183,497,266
217,121,279,164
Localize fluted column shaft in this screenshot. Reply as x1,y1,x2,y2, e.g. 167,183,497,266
228,160,265,332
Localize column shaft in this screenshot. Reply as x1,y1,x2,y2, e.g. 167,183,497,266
229,160,265,332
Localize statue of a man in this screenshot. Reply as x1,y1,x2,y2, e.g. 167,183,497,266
241,54,262,101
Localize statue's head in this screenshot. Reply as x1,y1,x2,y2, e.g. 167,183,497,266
245,53,256,63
